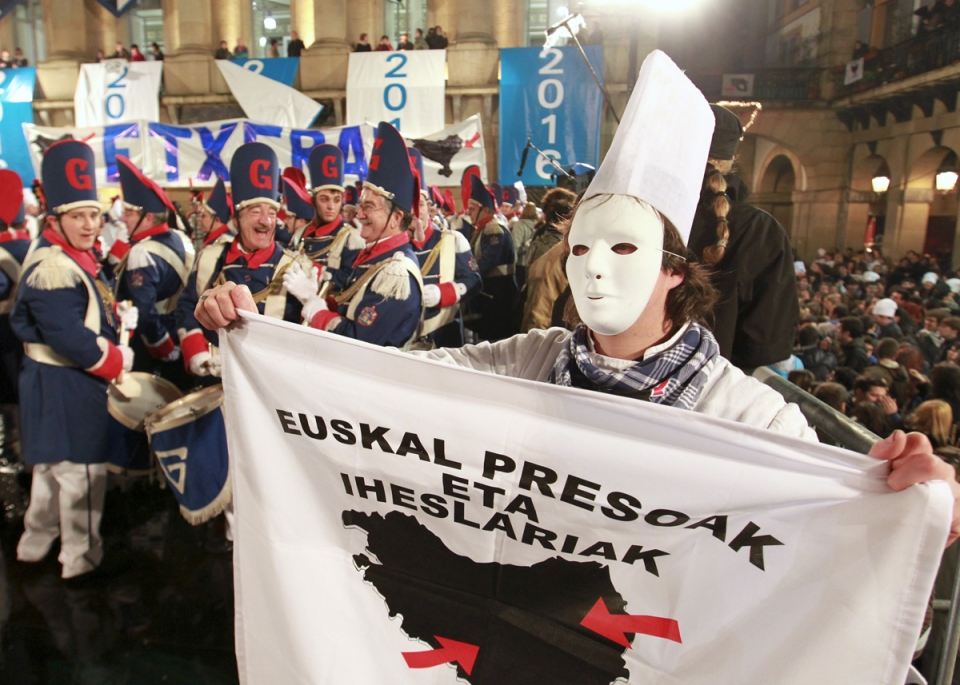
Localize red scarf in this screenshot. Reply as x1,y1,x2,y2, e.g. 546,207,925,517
305,216,343,240
43,228,99,278
412,224,435,250
353,232,409,267
0,228,30,243
204,223,231,247
131,223,170,242
225,238,276,270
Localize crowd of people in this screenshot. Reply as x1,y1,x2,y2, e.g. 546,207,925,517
0,48,28,68
94,41,164,62
354,27,448,52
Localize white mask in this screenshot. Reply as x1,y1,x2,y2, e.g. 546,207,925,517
566,195,664,336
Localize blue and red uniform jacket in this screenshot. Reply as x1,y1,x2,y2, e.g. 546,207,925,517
412,224,482,328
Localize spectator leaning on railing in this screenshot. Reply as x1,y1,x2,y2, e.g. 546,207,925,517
215,41,232,60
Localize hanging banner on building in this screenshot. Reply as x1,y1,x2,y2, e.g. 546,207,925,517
0,0,24,21
347,50,446,138
845,58,865,85
74,60,163,127
229,57,300,87
222,313,950,685
721,73,755,97
23,116,483,189
93,0,137,17
0,66,36,185
499,46,603,187
217,60,322,129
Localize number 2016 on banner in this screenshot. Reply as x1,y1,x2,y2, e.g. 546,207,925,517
384,54,407,131
105,66,128,121
536,49,565,180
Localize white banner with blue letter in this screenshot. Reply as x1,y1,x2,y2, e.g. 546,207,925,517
74,59,163,127
347,51,446,138
23,115,485,189
217,60,322,129
222,312,950,685
499,46,603,186
0,66,36,184
230,57,299,86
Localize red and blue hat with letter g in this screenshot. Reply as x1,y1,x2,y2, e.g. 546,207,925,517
0,170,25,225
343,185,358,207
308,143,344,193
203,177,233,224
117,155,175,214
365,121,418,216
470,174,496,211
408,147,426,190
490,183,502,209
502,185,519,206
42,140,100,215
230,142,281,211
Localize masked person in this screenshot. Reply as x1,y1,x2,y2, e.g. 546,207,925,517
0,170,34,402
13,140,138,579
177,142,309,378
197,52,960,547
114,156,193,374
461,175,520,342
199,177,235,248
200,122,424,350
407,149,482,349
687,104,800,371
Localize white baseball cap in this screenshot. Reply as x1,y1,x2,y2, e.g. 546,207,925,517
923,272,939,285
947,278,960,295
863,271,881,283
873,298,898,318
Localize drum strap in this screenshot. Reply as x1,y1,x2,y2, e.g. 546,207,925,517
417,232,459,337
305,228,352,269
23,342,77,367
0,246,22,315
195,243,230,298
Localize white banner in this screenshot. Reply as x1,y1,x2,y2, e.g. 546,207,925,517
222,313,950,685
23,115,485,189
216,60,323,130
721,73,755,98
74,59,163,127
347,51,446,138
845,58,865,85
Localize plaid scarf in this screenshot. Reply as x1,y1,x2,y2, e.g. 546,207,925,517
549,322,720,410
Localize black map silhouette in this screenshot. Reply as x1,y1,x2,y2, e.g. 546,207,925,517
344,510,633,685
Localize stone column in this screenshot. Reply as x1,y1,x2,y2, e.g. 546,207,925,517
36,0,89,100
301,0,351,91
162,0,216,96
347,0,382,52
290,0,316,47
446,0,498,88
492,0,523,49
429,0,457,42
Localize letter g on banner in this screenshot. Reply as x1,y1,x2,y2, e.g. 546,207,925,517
250,159,272,189
66,159,93,190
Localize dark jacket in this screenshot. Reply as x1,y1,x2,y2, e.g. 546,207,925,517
795,344,839,382
840,337,870,373
688,174,800,370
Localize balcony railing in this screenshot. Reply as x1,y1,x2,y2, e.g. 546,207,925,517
835,26,960,96
690,68,823,102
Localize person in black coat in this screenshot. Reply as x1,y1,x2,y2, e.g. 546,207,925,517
687,104,800,371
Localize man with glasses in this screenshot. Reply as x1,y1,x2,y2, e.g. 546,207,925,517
177,143,310,378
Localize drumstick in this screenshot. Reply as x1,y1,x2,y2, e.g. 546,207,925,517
116,300,133,388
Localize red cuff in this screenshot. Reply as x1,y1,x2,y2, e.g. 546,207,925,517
325,295,339,311
87,343,123,381
109,239,130,260
438,282,459,308
310,310,341,331
144,333,175,359
180,330,209,367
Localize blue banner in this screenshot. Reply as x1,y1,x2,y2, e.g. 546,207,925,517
0,67,36,184
230,58,299,87
499,46,603,186
94,0,138,17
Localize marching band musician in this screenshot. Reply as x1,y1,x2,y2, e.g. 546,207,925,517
178,142,307,378
115,155,193,371
462,175,521,342
298,144,365,269
13,140,138,580
408,151,481,348
280,173,315,249
0,170,34,402
199,177,235,248
450,165,482,240
258,122,423,348
341,184,359,226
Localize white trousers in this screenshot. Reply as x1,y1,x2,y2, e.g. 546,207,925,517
17,462,107,579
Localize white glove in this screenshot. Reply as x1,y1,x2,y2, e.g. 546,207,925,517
162,347,181,363
117,302,139,331
423,284,441,308
206,355,222,378
282,262,320,305
119,345,134,372
189,351,212,377
302,292,329,323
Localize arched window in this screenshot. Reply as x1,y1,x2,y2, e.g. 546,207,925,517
128,0,164,56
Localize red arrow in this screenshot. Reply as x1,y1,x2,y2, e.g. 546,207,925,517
402,636,480,675
581,598,682,647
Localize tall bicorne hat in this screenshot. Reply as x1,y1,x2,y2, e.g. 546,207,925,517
408,147,427,196
490,183,502,209
282,176,316,221
502,185,519,207
0,170,25,225
42,140,101,215
343,185,358,207
469,174,496,211
442,188,456,215
430,185,444,207
203,177,232,224
230,142,281,211
117,155,175,214
583,50,714,245
460,165,481,211
708,104,745,162
308,144,345,194
365,121,419,216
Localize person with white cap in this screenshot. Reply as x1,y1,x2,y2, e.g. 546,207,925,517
922,272,939,296
872,297,904,340
196,51,960,546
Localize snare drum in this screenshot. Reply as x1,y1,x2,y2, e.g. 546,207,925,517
107,373,183,476
145,385,230,525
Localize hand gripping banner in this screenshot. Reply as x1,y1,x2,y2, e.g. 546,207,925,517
221,313,950,685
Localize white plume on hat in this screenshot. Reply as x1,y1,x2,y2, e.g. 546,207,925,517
583,50,714,244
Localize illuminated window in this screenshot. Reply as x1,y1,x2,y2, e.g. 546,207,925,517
384,0,427,47
12,0,45,66
252,0,291,58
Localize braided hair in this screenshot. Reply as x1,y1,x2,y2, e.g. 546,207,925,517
701,159,733,266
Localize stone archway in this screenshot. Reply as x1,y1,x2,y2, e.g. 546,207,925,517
903,146,960,265
754,154,796,237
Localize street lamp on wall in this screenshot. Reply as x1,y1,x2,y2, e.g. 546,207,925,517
872,175,891,194
936,152,959,192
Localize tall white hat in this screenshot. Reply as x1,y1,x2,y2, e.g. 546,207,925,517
583,50,714,244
